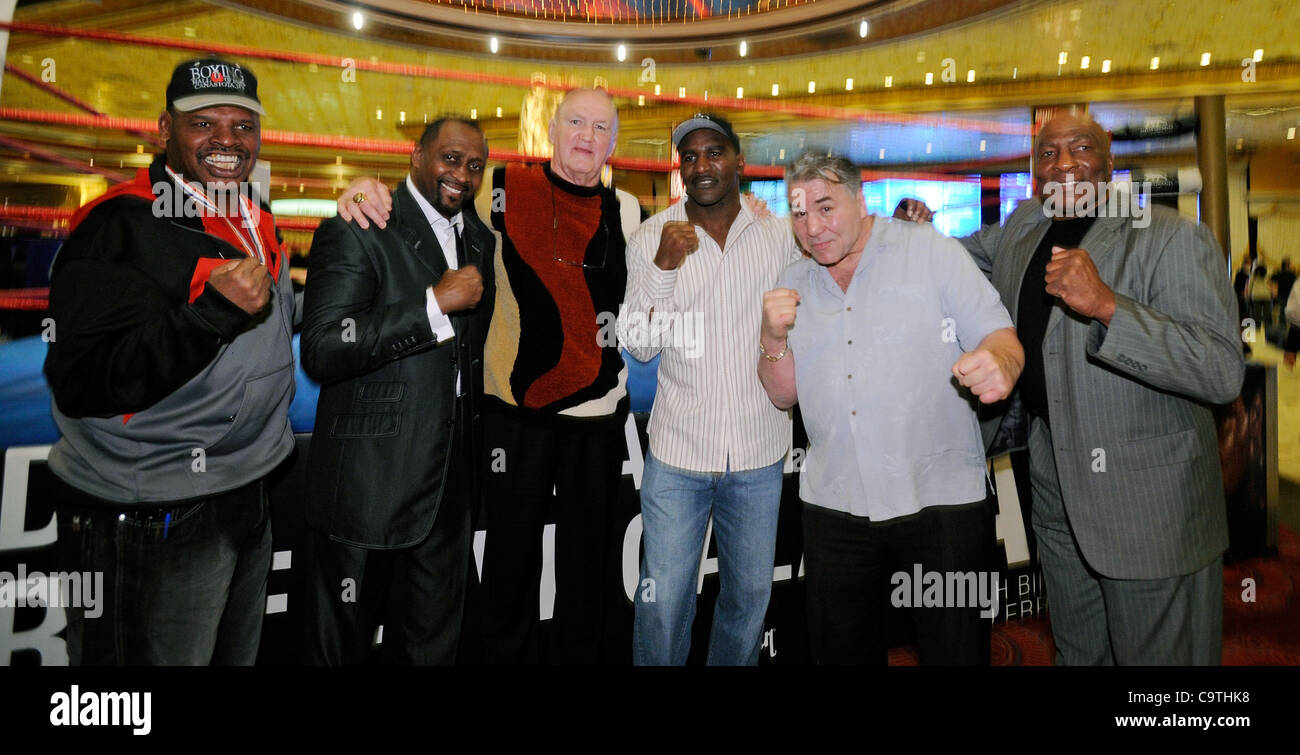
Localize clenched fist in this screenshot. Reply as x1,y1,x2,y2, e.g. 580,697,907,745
433,265,484,314
208,257,272,315
952,347,1020,404
1045,246,1116,325
762,288,801,343
653,221,700,271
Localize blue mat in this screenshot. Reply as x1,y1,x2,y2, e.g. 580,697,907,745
0,336,659,447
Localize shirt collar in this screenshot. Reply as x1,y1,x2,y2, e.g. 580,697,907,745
405,175,462,235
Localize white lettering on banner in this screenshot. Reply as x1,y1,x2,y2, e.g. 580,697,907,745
540,523,555,621
0,446,56,552
621,514,643,602
989,455,1030,569
621,413,643,490
1,599,68,665
49,685,151,736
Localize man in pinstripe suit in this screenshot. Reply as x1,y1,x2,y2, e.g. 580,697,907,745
958,113,1245,664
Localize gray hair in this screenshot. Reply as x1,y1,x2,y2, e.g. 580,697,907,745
785,150,862,195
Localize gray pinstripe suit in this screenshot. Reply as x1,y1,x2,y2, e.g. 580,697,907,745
961,199,1245,664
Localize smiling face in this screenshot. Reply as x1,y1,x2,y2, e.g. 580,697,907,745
788,176,871,273
548,89,618,187
159,105,260,190
410,120,487,219
1033,114,1114,218
678,128,744,210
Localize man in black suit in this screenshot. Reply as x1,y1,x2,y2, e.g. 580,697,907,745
299,118,493,664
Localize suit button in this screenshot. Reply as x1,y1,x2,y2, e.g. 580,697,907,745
445,419,454,427
450,358,458,367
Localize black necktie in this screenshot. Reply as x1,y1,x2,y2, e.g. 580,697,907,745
454,224,467,269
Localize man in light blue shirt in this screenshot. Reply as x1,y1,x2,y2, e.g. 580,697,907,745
758,151,1024,664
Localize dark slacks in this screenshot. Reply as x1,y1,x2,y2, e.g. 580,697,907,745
479,404,626,665
802,495,996,666
53,475,271,666
302,401,473,666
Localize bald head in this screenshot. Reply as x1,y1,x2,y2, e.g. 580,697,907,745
1033,113,1114,218
548,88,619,187
1033,113,1111,163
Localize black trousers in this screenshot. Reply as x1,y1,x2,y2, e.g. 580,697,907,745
301,400,473,666
478,404,627,665
802,494,996,666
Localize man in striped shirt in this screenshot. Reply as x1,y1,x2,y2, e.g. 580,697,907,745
619,113,799,665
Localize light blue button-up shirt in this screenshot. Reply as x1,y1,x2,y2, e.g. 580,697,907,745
780,217,1013,520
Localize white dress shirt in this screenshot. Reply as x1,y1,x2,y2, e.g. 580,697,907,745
407,175,463,392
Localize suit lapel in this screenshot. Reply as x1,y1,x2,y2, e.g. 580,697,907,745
393,183,449,279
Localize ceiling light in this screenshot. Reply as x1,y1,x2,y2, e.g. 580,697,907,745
679,87,686,98
1253,49,1263,62
1058,51,1068,65
490,37,499,54
771,83,779,96
884,75,893,88
739,41,748,57
1150,56,1160,70
736,87,744,99
1081,56,1090,69
845,78,854,91
966,69,975,82
1101,59,1112,73
859,20,869,38
616,44,627,62
1200,52,1211,66
496,107,503,118
638,95,645,106
924,72,933,85
1287,127,1295,140
808,81,816,93
351,11,364,30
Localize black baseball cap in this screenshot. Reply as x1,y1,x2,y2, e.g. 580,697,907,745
166,57,265,116
672,112,740,152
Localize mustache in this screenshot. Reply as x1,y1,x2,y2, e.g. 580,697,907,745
197,147,250,160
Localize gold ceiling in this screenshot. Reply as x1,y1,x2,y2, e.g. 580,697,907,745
0,0,1297,213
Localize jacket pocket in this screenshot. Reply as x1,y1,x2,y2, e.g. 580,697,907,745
1112,427,1203,470
330,412,401,439
356,381,405,403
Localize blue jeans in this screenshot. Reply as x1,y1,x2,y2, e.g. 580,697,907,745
53,475,271,666
633,451,784,666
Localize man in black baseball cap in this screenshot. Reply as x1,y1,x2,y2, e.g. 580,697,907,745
622,111,802,665
44,56,294,665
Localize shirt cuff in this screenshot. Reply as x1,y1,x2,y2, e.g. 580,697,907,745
648,265,679,300
425,286,456,343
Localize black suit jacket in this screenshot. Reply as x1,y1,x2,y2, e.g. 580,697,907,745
301,182,495,548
